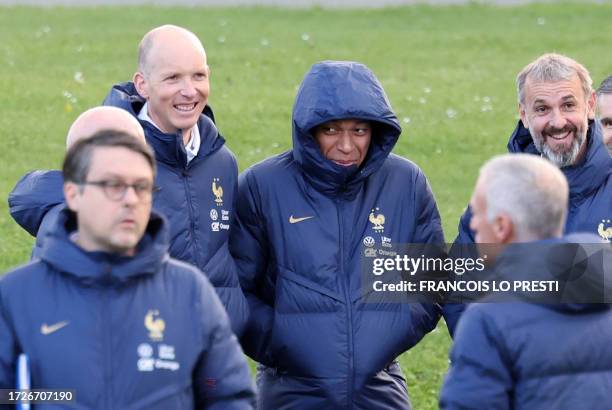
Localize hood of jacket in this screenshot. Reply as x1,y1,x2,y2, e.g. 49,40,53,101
507,119,612,202
493,233,610,313
103,81,226,168
40,206,170,285
291,61,401,196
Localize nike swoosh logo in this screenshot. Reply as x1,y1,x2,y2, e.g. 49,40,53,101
40,321,69,335
289,215,315,224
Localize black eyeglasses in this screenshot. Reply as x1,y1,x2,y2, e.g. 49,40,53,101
79,180,158,202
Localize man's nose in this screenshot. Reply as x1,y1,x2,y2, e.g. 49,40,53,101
336,133,355,153
122,185,140,205
180,78,197,98
549,108,568,129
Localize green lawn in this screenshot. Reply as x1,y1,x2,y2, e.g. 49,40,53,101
1,3,611,408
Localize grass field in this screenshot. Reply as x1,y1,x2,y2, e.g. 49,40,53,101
1,3,611,408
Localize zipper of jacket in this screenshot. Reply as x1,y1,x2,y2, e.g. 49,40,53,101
181,166,200,266
102,265,113,410
336,195,354,408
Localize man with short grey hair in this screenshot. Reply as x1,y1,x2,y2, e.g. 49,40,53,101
455,53,611,244
440,153,612,409
476,154,568,242
596,74,612,153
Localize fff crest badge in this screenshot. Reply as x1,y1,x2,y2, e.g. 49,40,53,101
212,178,223,206
598,219,612,242
369,208,385,233
145,310,165,342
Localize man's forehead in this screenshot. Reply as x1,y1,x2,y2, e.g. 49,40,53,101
524,76,583,103
88,147,153,177
597,93,612,112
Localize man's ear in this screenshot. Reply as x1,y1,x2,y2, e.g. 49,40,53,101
519,103,528,129
587,90,596,120
493,212,515,244
133,71,149,99
64,182,81,212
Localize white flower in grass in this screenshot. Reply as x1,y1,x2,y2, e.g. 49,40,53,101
74,72,85,84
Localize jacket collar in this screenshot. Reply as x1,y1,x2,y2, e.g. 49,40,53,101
40,207,170,285
507,120,612,201
103,81,226,169
492,234,610,312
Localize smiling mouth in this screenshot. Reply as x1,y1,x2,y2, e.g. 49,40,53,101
547,130,572,141
174,102,198,112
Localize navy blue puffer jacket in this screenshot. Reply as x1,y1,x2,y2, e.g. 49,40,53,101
455,120,612,244
0,208,255,409
440,236,612,410
8,84,249,336
230,61,444,409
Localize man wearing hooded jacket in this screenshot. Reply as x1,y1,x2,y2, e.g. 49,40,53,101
448,54,611,322
455,53,611,245
8,25,249,337
0,131,255,409
230,60,445,409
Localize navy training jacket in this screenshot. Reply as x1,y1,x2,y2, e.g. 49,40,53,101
8,83,249,336
0,208,255,409
455,120,612,244
230,61,444,409
448,121,612,324
440,235,612,410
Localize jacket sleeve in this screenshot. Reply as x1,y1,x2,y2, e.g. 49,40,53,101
8,170,64,236
410,169,446,335
203,248,250,338
442,205,477,336
193,275,255,410
453,205,475,245
439,306,513,410
412,169,445,244
229,170,275,366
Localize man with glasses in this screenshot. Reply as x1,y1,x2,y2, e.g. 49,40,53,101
0,131,255,409
10,25,250,336
9,105,146,259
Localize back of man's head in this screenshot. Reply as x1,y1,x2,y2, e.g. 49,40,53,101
516,53,593,106
479,154,568,241
63,130,156,184
66,106,145,148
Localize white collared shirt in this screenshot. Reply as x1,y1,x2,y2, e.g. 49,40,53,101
138,102,201,163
